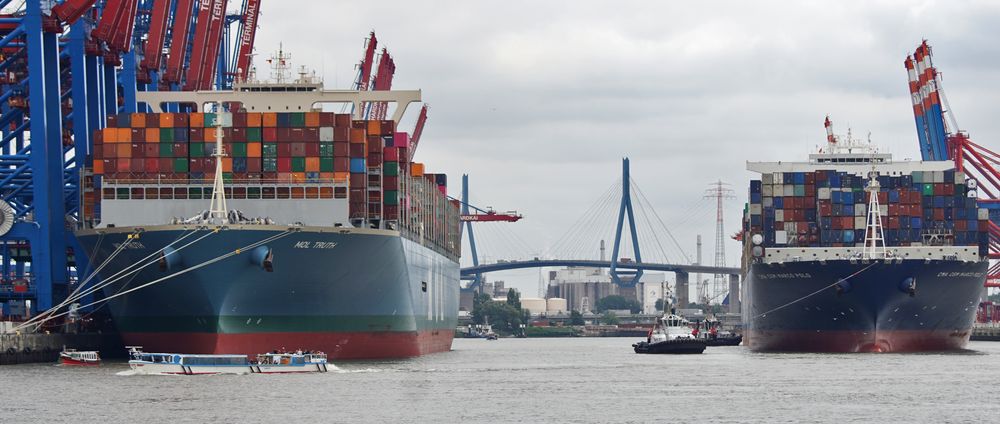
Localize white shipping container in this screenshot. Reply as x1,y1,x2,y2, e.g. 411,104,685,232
855,204,866,216
762,174,773,185
749,204,762,215
979,208,989,220
319,127,335,142
955,171,966,184
762,185,773,197
775,230,788,244
783,185,794,197
933,171,944,183
775,210,784,222
773,173,782,184
763,197,773,208
879,205,888,216
855,216,866,229
818,188,831,200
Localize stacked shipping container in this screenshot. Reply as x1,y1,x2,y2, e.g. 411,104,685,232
744,169,989,256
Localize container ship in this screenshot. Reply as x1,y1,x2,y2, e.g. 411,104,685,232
73,64,461,359
740,118,989,352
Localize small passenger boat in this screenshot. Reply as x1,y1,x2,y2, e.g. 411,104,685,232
250,352,330,373
632,314,706,354
127,346,251,375
58,349,101,366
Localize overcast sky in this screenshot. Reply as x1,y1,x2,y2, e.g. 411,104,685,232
253,1,1000,298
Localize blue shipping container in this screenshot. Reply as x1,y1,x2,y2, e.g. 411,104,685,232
350,158,366,173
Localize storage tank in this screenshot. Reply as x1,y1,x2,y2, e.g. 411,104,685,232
546,297,568,314
520,298,547,315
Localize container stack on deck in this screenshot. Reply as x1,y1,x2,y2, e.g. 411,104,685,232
744,170,989,255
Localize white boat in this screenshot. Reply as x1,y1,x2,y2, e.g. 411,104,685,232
58,349,101,366
633,314,706,354
250,352,330,373
127,346,251,375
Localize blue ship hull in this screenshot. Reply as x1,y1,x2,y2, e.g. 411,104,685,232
745,259,987,352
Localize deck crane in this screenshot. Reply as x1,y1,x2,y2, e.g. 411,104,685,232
368,48,395,120
904,41,1000,286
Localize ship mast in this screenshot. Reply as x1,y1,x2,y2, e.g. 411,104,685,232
208,110,229,223
863,166,886,260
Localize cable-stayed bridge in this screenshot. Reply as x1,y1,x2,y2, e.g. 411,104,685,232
458,158,741,311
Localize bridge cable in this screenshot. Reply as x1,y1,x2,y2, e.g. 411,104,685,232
546,179,619,259
630,177,693,264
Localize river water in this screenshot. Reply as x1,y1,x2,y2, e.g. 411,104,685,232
1,338,999,423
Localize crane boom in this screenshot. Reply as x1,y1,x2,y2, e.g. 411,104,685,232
408,104,427,160
196,0,228,90
141,0,172,74
164,0,196,84
369,48,395,120
183,0,216,90
50,0,97,25
232,0,261,82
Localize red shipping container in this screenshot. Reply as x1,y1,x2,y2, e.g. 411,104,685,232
189,158,202,173
173,143,188,157
384,176,399,190
805,185,816,196
956,220,967,231
815,171,827,182
247,159,262,173
832,218,842,230
887,216,899,229
116,158,131,172
175,113,190,127
277,143,292,157
841,216,853,229
909,191,921,204
804,196,815,207
277,157,292,172
933,209,944,220
319,112,336,127
804,173,815,185
130,158,144,172
819,203,832,216
190,128,204,142
290,143,306,157
933,184,943,196
304,128,319,142
794,209,804,221
350,174,366,187
273,128,289,142
334,127,349,142
144,144,159,158
943,184,954,196
888,204,898,216
383,147,399,161
349,143,365,157
877,192,887,204
233,113,247,127
368,153,382,167
289,128,306,142
102,144,116,158
131,143,145,158
263,127,278,142
131,128,145,141
305,143,320,157
367,136,382,151
144,158,159,172
334,142,349,157
334,157,350,172
380,120,395,135
397,147,409,163
911,205,922,217
335,114,351,127
232,127,247,142
158,158,172,172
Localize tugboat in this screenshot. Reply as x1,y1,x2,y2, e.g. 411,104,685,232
632,314,707,354
58,349,101,366
697,319,743,347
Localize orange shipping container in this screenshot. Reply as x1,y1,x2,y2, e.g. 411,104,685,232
305,112,321,127
117,128,132,142
319,172,335,180
333,172,349,182
92,160,104,174
349,128,366,143
160,113,175,128
366,120,380,135
262,112,278,127
305,157,320,172
103,127,118,143
145,129,160,143
292,172,306,183
247,112,262,127
247,142,262,157
116,144,131,158
222,157,233,172
131,113,146,128
190,113,205,128
410,163,425,176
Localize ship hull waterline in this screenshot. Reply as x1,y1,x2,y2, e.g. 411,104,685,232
75,225,460,360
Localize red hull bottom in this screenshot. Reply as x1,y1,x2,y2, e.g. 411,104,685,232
747,329,972,353
58,358,100,366
121,330,455,360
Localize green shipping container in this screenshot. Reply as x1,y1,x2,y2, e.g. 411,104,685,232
160,128,174,142
290,112,305,127
263,158,278,172
204,113,216,128
173,158,188,172
291,157,306,172
190,143,205,157
320,157,334,172
223,173,233,183
232,143,248,157
384,190,399,206
263,143,278,157
923,183,934,196
247,127,262,142
383,162,399,176
159,143,174,157
319,143,334,157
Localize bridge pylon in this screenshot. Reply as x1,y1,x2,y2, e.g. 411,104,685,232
461,174,483,291
610,158,643,287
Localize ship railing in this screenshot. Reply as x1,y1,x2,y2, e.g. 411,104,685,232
98,178,351,201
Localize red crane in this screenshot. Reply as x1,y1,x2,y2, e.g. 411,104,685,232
92,0,139,54
460,207,523,223
50,0,97,25
232,0,262,83
368,48,395,120
183,0,228,90
163,0,196,85
408,104,428,160
139,0,173,84
355,32,377,91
